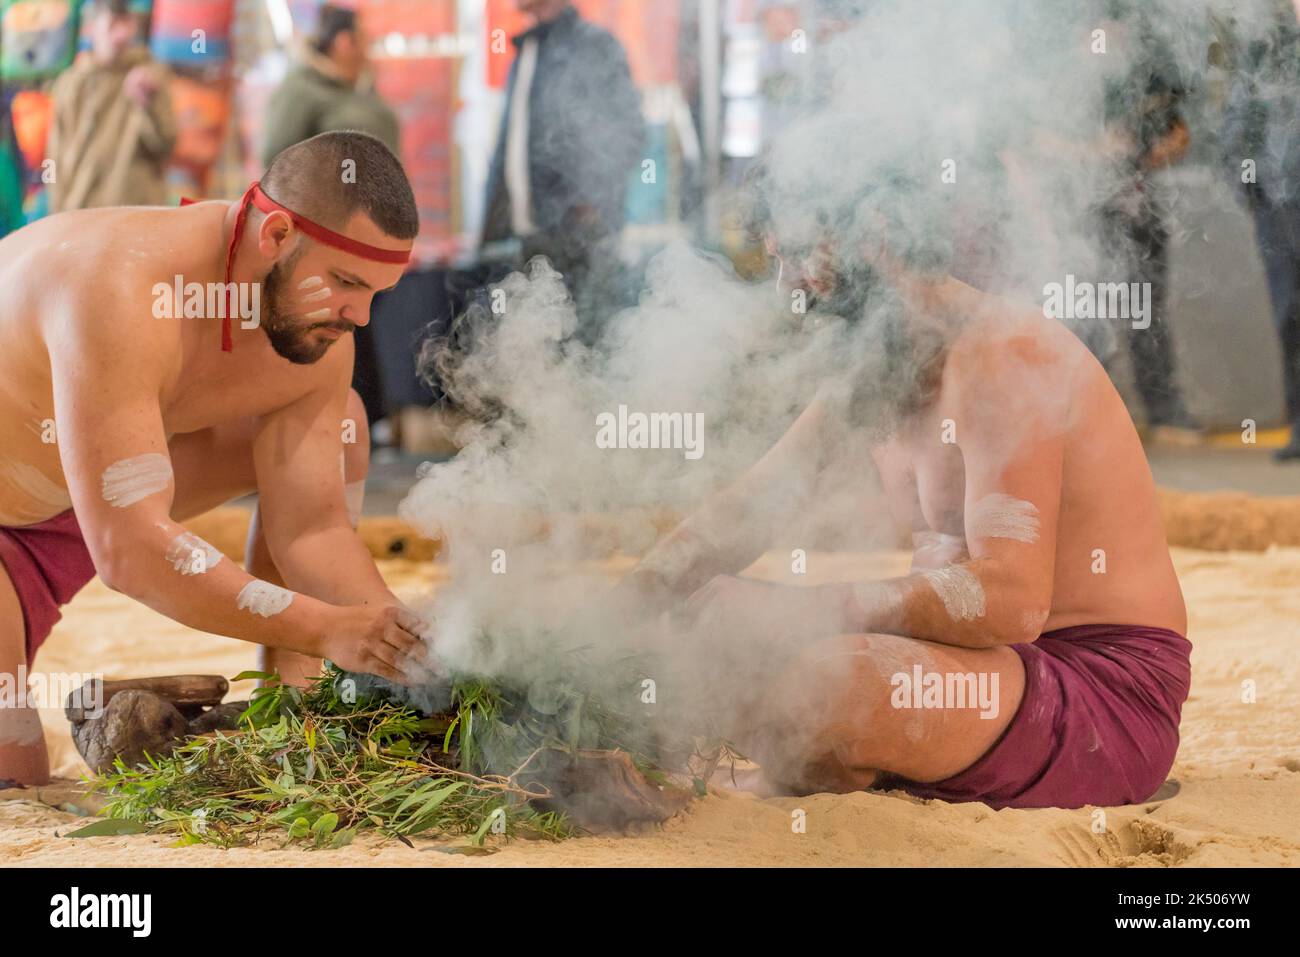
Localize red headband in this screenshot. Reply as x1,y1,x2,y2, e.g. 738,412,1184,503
185,182,411,351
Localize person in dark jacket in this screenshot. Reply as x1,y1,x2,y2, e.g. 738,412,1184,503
481,0,644,341
1216,0,1300,461
1095,5,1201,443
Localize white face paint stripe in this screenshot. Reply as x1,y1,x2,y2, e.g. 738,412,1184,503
345,480,365,527
923,565,986,621
236,580,295,618
967,493,1040,544
297,276,324,289
164,532,224,576
101,453,173,509
299,287,332,303
305,308,331,320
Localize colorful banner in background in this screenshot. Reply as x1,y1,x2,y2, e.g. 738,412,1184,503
1,0,83,81
150,0,235,66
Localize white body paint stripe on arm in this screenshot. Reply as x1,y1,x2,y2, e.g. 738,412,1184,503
236,580,295,617
967,493,1040,544
164,532,224,576
923,565,986,621
101,453,173,508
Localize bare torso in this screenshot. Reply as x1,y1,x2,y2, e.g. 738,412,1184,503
0,204,339,527
873,311,1187,636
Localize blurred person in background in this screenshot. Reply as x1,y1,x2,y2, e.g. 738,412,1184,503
261,3,398,162
1216,0,1300,462
480,0,643,344
1095,2,1202,444
46,0,175,212
262,3,401,434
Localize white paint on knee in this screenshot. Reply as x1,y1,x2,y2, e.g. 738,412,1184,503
967,493,1040,544
101,453,173,509
0,705,46,746
236,579,295,617
345,479,365,527
923,565,986,621
164,532,224,576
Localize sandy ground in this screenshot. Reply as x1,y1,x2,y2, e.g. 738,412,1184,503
3,546,1298,867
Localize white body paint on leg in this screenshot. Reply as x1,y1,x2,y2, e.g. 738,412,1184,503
966,493,1040,544
164,532,224,576
923,565,986,621
345,480,365,527
236,580,295,617
101,453,173,508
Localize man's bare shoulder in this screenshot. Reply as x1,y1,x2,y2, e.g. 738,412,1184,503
942,304,1098,425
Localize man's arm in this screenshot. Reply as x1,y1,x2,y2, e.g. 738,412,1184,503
132,64,177,161
46,275,425,683
836,338,1065,648
631,395,841,597
251,340,399,609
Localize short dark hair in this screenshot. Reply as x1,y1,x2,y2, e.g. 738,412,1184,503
313,4,359,55
261,130,419,242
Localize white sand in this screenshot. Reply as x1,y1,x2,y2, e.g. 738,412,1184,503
3,547,1298,867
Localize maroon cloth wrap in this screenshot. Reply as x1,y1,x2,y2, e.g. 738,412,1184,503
881,623,1193,809
0,510,97,663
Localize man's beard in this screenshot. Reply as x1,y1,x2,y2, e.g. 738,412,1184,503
260,258,354,364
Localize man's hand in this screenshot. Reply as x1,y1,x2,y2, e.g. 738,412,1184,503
123,66,159,108
322,605,436,686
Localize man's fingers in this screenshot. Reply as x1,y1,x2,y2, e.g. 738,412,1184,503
363,654,408,686
382,626,421,658
394,607,434,639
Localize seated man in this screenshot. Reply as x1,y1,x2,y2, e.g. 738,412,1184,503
0,131,431,786
625,231,1191,810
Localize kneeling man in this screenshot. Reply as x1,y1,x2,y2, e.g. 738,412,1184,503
0,131,432,785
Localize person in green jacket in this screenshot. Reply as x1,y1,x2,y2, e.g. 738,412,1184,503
261,4,400,165
262,5,402,430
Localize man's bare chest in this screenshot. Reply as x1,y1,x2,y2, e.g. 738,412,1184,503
160,357,316,435
876,435,968,536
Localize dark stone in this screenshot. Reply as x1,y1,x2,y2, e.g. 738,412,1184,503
71,690,188,774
